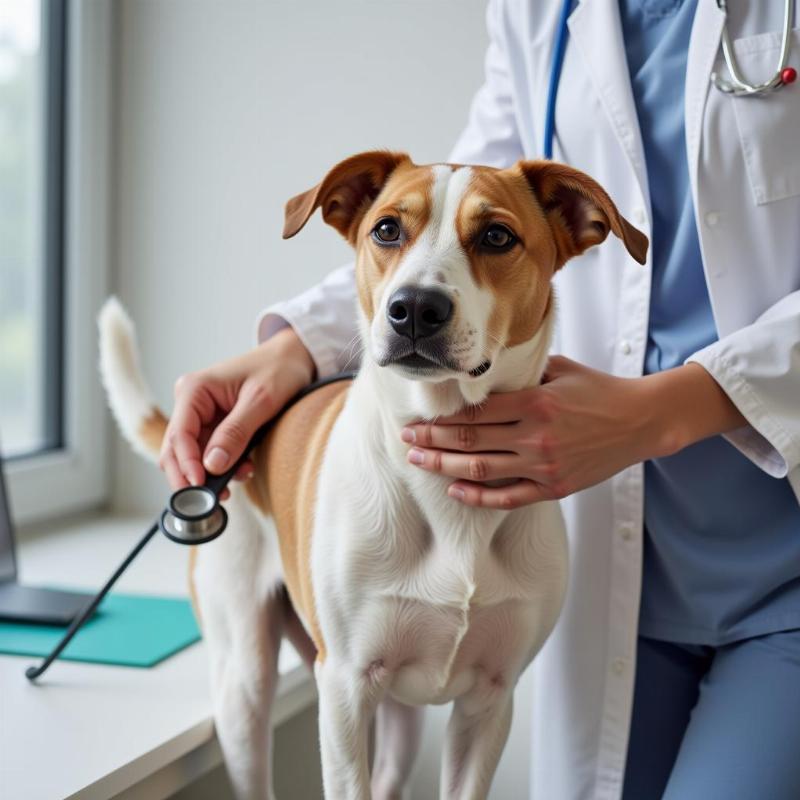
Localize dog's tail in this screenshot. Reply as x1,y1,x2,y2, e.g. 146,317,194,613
98,297,169,461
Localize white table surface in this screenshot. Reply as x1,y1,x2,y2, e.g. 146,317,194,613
0,514,315,800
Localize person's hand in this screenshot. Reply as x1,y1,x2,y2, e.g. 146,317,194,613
400,356,746,510
160,326,314,499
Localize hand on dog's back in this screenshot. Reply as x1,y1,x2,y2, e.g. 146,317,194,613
160,327,315,497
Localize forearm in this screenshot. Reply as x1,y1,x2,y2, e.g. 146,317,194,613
263,326,316,390
642,363,747,458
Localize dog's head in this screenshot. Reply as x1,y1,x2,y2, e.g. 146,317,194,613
284,152,647,393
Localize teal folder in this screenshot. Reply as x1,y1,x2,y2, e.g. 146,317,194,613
0,592,201,667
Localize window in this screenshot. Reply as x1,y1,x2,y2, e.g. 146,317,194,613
0,0,65,459
1,2,111,525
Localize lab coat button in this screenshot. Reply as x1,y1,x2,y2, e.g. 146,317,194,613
633,208,647,227
705,211,720,227
612,658,625,676
620,341,632,355
619,525,633,542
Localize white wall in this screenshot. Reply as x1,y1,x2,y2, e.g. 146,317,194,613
112,2,535,797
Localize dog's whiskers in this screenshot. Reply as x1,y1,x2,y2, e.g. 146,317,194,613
338,334,365,371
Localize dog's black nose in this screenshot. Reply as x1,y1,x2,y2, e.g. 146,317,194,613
387,286,453,339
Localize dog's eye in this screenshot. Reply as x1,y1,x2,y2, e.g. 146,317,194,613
373,218,402,244
481,224,516,251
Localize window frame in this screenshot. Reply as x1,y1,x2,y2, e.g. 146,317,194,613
41,0,67,452
6,0,112,526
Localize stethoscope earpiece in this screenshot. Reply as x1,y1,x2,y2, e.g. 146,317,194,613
160,486,228,545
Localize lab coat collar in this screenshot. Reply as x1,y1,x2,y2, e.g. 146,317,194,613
568,0,650,213
685,0,725,203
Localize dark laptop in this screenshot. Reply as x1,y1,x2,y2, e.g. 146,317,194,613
0,455,93,625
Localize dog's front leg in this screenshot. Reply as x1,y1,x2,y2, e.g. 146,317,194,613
440,687,514,800
371,696,424,800
316,659,384,800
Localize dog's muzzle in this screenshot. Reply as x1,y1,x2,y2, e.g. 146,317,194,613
380,285,491,377
381,286,457,371
386,286,453,340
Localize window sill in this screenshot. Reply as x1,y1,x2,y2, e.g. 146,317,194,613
2,512,315,800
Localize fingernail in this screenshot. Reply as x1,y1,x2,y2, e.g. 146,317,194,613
449,487,465,501
401,427,416,444
205,447,229,473
408,448,424,465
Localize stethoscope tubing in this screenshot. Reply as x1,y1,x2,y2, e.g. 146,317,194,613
25,522,161,681
712,0,795,96
25,371,356,682
543,0,575,160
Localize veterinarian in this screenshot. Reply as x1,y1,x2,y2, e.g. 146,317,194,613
159,2,800,798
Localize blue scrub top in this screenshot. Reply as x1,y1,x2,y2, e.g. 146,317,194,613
618,0,800,645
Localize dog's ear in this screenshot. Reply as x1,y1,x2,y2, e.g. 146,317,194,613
517,160,648,268
283,151,411,243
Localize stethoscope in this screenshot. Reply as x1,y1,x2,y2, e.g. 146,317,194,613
25,372,354,682
543,0,798,158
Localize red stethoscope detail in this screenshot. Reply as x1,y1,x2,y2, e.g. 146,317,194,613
712,0,796,96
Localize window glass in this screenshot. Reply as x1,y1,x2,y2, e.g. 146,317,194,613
0,0,62,458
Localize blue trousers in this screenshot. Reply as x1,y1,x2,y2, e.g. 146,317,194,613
622,631,800,799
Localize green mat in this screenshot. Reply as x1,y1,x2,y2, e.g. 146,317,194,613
0,592,202,667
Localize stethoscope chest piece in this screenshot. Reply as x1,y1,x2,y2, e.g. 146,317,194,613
160,486,228,545
25,372,355,682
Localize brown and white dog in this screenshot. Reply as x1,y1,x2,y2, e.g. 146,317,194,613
99,152,647,800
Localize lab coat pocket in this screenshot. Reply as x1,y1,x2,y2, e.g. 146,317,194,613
730,28,800,205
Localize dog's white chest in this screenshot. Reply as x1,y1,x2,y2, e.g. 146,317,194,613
310,386,568,710
314,470,567,707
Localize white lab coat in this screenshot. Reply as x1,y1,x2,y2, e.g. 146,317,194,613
260,1,800,797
